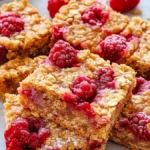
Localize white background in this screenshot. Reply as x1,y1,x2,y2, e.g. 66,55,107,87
0,0,149,149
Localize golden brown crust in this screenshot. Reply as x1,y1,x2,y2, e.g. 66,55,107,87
0,55,46,99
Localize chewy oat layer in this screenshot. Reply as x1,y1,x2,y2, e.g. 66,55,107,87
122,17,150,80
0,55,46,99
0,0,52,65
111,77,150,150
18,40,136,143
52,0,129,53
4,94,105,150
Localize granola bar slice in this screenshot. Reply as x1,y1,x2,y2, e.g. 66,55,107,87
0,0,52,65
0,56,46,99
4,94,105,150
18,40,136,142
111,77,150,150
122,17,150,79
52,0,129,54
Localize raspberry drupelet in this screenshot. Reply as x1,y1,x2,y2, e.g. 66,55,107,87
0,0,52,65
53,0,129,53
111,77,150,150
18,40,136,143
4,94,104,150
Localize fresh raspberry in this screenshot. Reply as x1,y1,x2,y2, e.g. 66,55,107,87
21,88,43,107
100,35,127,63
115,112,150,140
49,40,79,68
5,117,50,150
47,0,69,18
52,25,68,42
133,78,150,95
96,67,115,90
71,76,97,102
109,0,140,13
0,45,7,65
62,76,97,118
81,6,109,27
0,12,24,37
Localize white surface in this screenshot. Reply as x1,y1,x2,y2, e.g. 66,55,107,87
0,0,149,149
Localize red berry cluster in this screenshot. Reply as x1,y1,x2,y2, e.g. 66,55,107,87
52,25,68,42
100,34,127,63
81,6,109,27
109,0,140,13
115,112,150,140
96,67,115,90
62,76,97,118
5,117,50,150
0,12,24,37
133,78,150,95
49,40,79,68
47,0,69,18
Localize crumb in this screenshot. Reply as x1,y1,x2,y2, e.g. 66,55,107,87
131,9,142,15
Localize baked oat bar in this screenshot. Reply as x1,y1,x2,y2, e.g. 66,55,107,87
52,0,129,54
18,40,136,143
0,0,52,65
4,94,105,150
121,17,150,80
111,77,150,150
0,56,46,99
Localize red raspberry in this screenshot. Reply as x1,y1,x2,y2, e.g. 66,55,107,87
109,0,140,13
116,112,150,140
70,76,97,102
52,25,68,42
88,140,102,149
5,117,50,150
21,88,43,107
49,40,79,68
81,6,109,27
96,67,115,90
47,0,69,18
100,35,127,63
0,12,24,37
0,45,7,65
133,78,150,95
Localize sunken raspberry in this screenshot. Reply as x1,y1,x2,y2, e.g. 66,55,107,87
100,35,127,63
47,0,69,18
0,45,7,65
0,12,24,37
133,78,150,95
96,67,115,90
38,128,50,143
21,88,43,107
88,140,102,149
116,112,150,140
70,76,97,102
5,117,50,150
81,6,109,27
52,25,67,42
62,93,78,103
109,0,140,13
49,40,79,68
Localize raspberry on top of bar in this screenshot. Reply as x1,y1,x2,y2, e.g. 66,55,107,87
4,94,105,150
52,0,129,54
0,56,46,99
111,77,150,150
0,0,52,65
18,40,136,142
